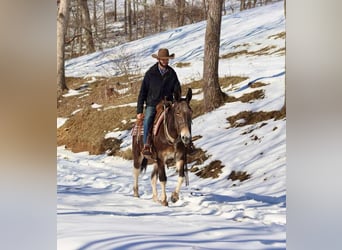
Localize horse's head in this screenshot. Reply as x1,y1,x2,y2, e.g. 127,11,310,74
172,88,192,145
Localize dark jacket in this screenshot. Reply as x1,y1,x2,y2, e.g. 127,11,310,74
137,63,181,114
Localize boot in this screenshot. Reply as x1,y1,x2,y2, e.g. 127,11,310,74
142,144,152,156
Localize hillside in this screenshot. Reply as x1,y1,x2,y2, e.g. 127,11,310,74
58,2,286,249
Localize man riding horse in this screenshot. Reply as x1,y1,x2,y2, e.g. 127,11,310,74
136,48,181,156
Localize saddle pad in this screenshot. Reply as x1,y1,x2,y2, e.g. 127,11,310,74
153,110,165,136
131,123,143,136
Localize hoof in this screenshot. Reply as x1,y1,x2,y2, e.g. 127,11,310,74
133,187,139,198
171,192,179,203
152,195,159,202
160,200,169,206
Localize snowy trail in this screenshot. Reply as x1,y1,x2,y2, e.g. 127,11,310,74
57,145,285,250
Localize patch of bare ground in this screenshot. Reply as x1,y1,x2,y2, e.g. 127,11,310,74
225,89,265,103
57,76,142,117
228,170,251,182
57,76,143,154
249,81,268,88
57,105,136,154
227,105,286,128
192,160,225,179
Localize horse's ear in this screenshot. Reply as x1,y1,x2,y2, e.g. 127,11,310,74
174,89,181,102
186,88,192,102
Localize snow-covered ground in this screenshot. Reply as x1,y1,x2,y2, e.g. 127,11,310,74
58,2,286,249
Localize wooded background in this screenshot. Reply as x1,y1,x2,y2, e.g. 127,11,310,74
59,0,279,59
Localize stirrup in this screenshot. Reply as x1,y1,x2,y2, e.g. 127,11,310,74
142,144,152,156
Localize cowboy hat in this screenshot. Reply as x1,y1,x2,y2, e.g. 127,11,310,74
152,48,175,59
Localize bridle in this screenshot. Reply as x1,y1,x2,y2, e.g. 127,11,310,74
163,100,192,145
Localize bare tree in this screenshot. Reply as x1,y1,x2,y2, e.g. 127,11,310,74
175,0,185,26
113,0,117,22
92,0,98,38
202,0,208,20
79,0,95,53
142,0,147,36
128,0,132,41
57,0,71,97
154,0,164,32
103,0,107,38
202,0,225,112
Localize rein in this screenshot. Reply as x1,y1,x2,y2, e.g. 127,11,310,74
163,103,177,145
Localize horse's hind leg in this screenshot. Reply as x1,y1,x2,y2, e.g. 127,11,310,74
133,135,144,198
133,166,140,197
151,163,159,202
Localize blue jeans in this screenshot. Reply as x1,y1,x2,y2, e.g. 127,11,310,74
143,106,156,145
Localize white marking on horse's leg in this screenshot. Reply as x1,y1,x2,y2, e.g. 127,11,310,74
175,160,184,194
171,160,185,203
160,181,168,206
151,165,158,202
133,167,140,197
175,176,184,194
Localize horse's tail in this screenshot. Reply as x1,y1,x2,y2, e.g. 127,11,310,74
140,157,148,173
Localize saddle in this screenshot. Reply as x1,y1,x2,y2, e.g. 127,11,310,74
131,101,171,138
152,101,170,136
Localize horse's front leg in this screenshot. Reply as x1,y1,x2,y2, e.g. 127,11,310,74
171,159,184,203
158,160,168,206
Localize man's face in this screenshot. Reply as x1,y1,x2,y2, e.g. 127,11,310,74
158,58,169,68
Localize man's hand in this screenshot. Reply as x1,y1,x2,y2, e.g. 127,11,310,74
136,113,144,125
137,113,144,120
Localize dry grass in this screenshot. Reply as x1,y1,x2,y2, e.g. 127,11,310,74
228,170,251,182
175,62,191,68
57,72,285,184
220,46,280,59
57,74,270,154
268,31,286,40
193,160,225,179
227,105,286,128
220,32,285,59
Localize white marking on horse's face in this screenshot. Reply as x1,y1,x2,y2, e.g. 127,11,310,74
180,127,191,145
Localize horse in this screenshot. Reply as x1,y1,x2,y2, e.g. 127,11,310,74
132,88,193,206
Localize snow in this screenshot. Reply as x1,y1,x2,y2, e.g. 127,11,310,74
58,2,286,249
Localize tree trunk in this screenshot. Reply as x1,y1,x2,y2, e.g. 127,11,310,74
57,0,71,97
103,0,107,39
124,0,127,35
114,0,117,22
175,0,185,27
202,0,207,20
154,0,160,32
93,0,98,38
202,0,225,112
142,0,147,36
79,0,95,54
128,0,132,41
